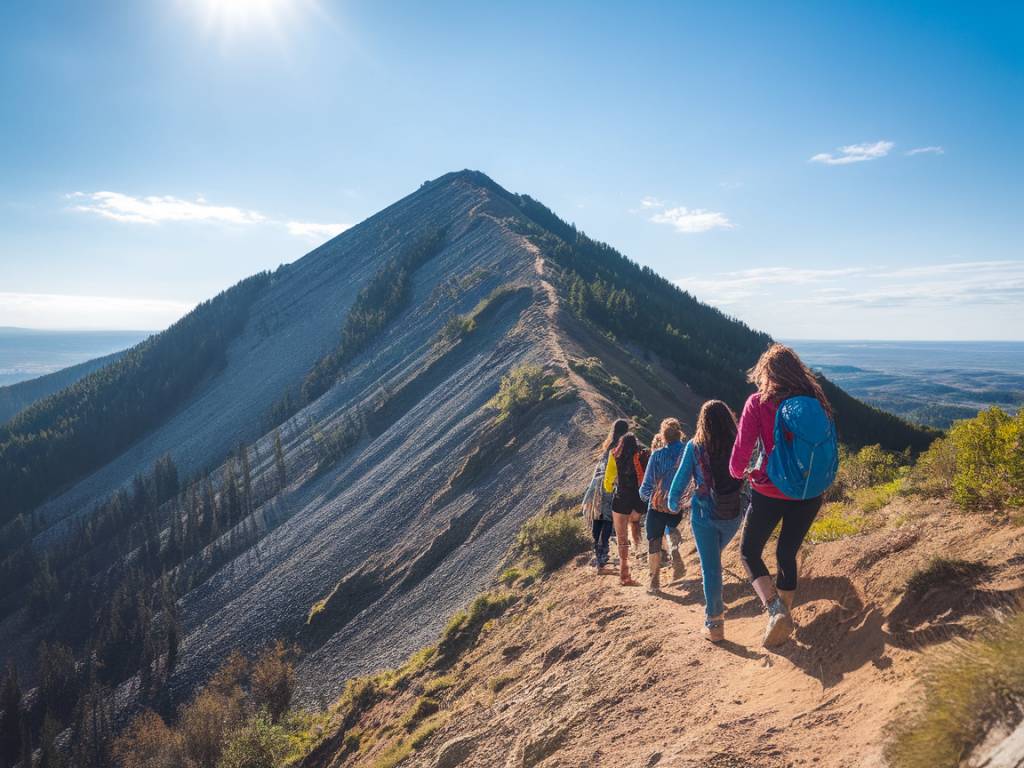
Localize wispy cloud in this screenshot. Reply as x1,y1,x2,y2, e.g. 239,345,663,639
810,140,894,166
0,292,194,330
640,198,733,234
905,145,945,156
676,261,1024,310
68,191,266,225
68,190,348,241
285,220,350,240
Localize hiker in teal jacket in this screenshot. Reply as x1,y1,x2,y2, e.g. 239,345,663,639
669,401,745,642
638,418,688,593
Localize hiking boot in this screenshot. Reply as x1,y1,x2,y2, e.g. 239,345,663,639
763,596,794,647
618,545,639,586
702,615,725,643
671,549,686,580
647,552,661,594
778,588,796,611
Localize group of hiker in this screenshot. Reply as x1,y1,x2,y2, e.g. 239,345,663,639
581,343,839,647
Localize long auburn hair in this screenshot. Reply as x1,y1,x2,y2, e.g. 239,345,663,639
601,418,630,454
748,343,833,417
612,432,639,461
691,400,738,461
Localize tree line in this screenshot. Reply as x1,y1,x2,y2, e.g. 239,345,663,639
0,270,276,525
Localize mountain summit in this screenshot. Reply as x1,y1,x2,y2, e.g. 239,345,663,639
0,171,933,711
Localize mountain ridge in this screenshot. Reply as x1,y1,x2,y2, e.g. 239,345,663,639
0,170,937,725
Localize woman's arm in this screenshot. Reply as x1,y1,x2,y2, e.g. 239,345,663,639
668,441,695,512
639,450,657,502
729,395,760,479
603,453,617,494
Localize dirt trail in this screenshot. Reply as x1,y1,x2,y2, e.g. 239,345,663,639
306,499,1024,768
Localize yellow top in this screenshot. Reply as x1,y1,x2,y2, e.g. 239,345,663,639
603,453,618,494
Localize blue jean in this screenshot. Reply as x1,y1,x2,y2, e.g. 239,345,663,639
690,509,743,618
592,518,613,566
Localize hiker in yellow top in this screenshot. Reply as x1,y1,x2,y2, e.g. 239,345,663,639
604,432,648,586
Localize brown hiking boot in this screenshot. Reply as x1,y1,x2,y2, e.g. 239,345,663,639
702,614,725,643
763,597,794,647
647,552,661,594
671,549,686,580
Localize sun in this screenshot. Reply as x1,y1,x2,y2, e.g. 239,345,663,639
188,0,305,41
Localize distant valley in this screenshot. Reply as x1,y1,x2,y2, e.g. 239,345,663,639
793,340,1024,429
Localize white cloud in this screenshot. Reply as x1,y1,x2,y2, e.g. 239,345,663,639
810,140,894,165
68,190,350,241
676,260,1024,310
0,292,194,330
905,146,945,156
69,191,266,225
641,197,732,233
285,220,350,240
651,207,733,233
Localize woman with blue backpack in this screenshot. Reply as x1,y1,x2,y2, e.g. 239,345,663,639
667,401,746,642
730,344,838,647
582,418,629,574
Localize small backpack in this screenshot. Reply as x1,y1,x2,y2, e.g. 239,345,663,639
633,448,651,487
766,396,839,500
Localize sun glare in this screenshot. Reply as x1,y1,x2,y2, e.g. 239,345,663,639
188,0,311,43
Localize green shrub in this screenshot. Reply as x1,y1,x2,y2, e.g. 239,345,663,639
903,435,957,498
949,408,1024,509
885,610,1024,768
516,511,590,572
420,675,456,696
438,286,519,343
218,714,288,768
486,365,558,424
851,478,903,513
806,503,868,543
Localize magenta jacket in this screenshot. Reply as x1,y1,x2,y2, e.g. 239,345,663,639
728,393,790,500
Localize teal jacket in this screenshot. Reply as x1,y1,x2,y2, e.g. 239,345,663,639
668,440,714,520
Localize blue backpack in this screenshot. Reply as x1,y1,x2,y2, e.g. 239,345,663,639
765,396,838,500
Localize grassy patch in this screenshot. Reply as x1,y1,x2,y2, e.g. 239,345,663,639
885,610,1024,768
400,696,439,731
516,511,590,572
436,591,517,667
905,557,989,598
420,675,456,697
806,503,868,543
486,365,560,424
410,713,448,749
488,673,516,693
438,285,520,343
851,478,903,513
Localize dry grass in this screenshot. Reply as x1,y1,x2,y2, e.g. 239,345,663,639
885,609,1024,768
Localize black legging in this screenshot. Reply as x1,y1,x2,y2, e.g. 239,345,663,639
740,490,823,591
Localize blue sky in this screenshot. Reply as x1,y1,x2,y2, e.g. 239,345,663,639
1,1,1021,339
